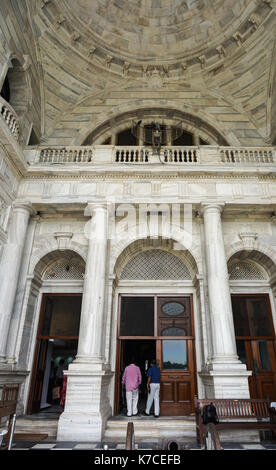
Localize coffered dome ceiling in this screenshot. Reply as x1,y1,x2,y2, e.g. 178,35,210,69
63,0,252,61
21,0,276,144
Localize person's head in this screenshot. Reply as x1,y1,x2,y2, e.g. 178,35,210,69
129,357,136,365
150,359,157,366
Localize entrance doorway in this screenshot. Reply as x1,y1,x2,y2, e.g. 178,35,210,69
119,340,156,415
27,293,81,414
232,294,276,401
115,294,197,416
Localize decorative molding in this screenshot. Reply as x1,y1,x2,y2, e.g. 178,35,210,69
216,45,226,60
238,232,258,250
143,67,168,88
54,231,73,249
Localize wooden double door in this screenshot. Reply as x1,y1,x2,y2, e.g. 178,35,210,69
232,294,276,402
116,294,197,416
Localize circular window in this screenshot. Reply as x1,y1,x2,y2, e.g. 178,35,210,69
162,302,185,316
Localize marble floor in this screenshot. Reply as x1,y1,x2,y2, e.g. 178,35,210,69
8,437,276,451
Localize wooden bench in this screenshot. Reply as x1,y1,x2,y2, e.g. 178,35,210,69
194,396,276,446
0,385,19,450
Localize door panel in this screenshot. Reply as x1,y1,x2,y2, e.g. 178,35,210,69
157,296,195,415
232,295,276,402
117,294,197,416
250,339,276,400
27,294,81,414
161,381,174,403
28,339,48,413
160,375,192,415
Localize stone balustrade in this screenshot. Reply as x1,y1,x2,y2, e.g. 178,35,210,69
220,147,274,164
163,146,199,163
114,146,199,164
27,145,275,168
38,146,93,163
114,146,149,163
0,97,20,141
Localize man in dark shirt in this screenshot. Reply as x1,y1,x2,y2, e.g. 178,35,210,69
144,359,160,418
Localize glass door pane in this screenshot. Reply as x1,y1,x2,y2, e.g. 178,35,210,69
162,340,188,370
120,296,154,336
258,340,271,371
236,340,248,367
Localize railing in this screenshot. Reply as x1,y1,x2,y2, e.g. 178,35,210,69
125,422,135,450
0,97,20,141
220,147,274,164
205,423,223,450
38,147,93,163
115,146,149,163
28,145,275,167
114,146,199,164
163,146,199,163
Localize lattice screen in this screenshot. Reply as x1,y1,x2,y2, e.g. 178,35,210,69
229,261,267,280
44,259,85,280
120,249,192,280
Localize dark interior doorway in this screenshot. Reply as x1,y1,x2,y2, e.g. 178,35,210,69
27,293,81,414
119,339,156,415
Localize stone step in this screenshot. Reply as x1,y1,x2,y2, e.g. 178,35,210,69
104,416,196,442
14,417,58,437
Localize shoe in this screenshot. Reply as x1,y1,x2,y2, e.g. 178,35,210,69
143,411,150,416
154,415,159,418
132,413,138,416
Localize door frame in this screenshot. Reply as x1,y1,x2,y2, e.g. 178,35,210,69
27,292,82,414
114,292,198,415
231,292,276,401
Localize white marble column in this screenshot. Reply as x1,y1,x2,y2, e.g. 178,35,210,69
0,200,35,363
75,202,108,364
57,202,112,441
200,203,251,398
5,215,39,364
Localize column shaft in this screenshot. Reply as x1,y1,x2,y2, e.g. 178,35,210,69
57,202,112,441
200,203,251,398
0,201,34,361
202,203,238,363
75,203,108,363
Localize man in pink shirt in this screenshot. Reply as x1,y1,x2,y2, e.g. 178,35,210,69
122,358,142,417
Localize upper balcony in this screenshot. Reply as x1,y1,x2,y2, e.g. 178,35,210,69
0,96,21,141
24,145,276,177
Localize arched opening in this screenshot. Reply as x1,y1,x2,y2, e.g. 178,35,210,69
6,58,29,117
26,250,85,415
81,108,229,146
113,238,198,417
228,251,276,401
112,126,204,147
0,75,10,103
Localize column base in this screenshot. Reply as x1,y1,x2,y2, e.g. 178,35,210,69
58,412,107,442
57,362,113,442
199,361,252,399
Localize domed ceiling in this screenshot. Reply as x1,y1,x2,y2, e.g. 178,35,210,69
24,0,276,145
62,0,252,62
